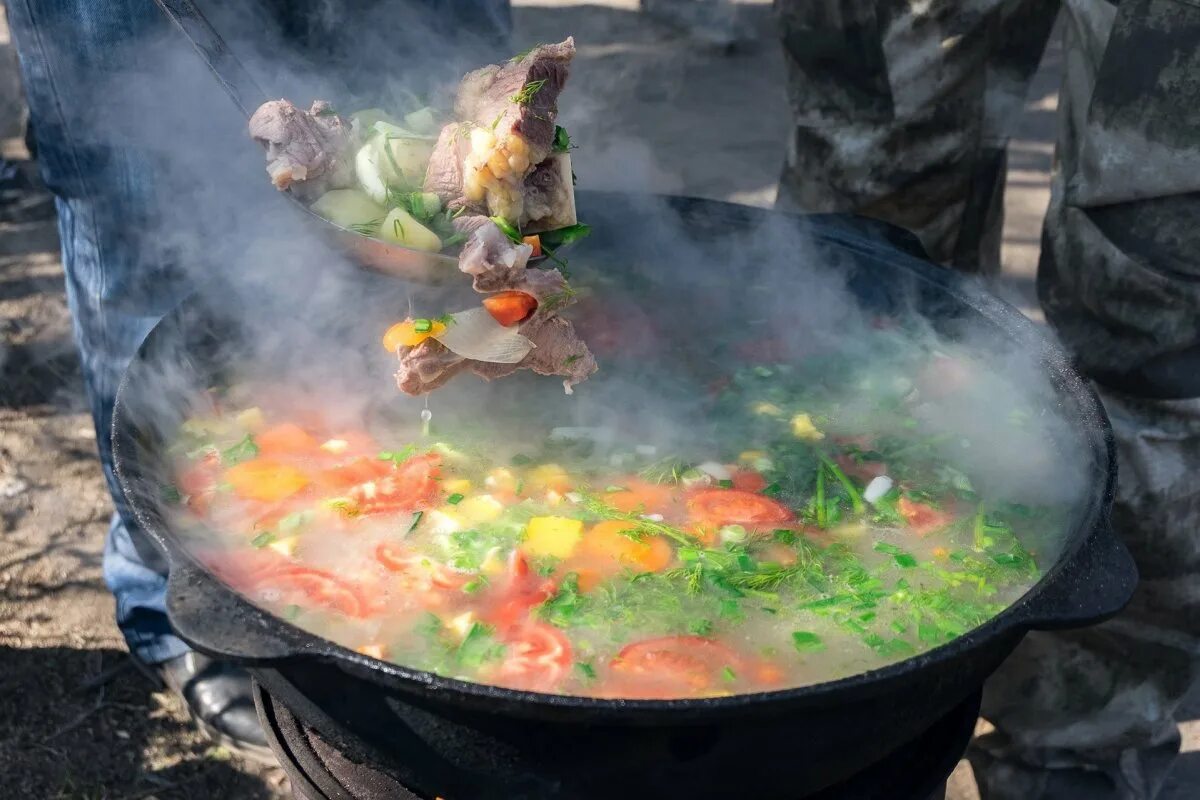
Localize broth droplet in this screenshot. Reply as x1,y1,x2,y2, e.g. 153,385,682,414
420,407,432,437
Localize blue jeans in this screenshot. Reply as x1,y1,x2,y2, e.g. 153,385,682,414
7,0,511,665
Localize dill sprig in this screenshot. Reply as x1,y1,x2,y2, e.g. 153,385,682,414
637,456,690,485
348,218,383,236
511,78,547,106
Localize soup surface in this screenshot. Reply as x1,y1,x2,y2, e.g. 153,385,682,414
168,329,1073,699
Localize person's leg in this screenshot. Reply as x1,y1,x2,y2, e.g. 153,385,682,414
973,1,1200,797
773,0,1059,273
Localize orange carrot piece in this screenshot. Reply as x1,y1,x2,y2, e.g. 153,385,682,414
580,520,673,573
482,291,538,327
225,458,310,503
256,423,318,456
523,234,542,258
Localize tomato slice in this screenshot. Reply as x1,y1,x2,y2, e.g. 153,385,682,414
264,566,368,617
321,456,393,489
375,543,466,591
608,636,744,699
897,496,954,536
731,470,768,493
489,550,557,629
348,453,441,515
178,452,220,513
489,623,573,692
687,489,792,528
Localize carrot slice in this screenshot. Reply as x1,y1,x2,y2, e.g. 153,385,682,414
225,458,310,503
580,520,673,573
482,291,538,327
382,318,446,352
522,234,542,258
605,480,675,515
256,423,318,456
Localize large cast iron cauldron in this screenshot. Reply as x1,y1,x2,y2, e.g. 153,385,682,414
112,192,1137,799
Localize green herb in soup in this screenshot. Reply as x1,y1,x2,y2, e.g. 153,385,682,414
170,354,1061,699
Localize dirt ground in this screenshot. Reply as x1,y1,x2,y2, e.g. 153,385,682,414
1,2,1196,799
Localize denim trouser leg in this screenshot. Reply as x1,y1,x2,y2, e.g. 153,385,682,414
8,0,511,666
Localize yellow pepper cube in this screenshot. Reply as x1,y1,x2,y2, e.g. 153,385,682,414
791,413,825,441
442,478,473,495
268,536,299,557
458,495,505,524
528,464,571,493
753,402,784,417
523,516,584,559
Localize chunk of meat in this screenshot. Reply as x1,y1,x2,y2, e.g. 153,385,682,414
394,339,469,395
457,217,534,287
450,39,576,222
248,100,352,197
422,123,467,205
521,153,577,233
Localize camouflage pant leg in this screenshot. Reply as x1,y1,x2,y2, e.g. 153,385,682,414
773,0,1060,273
972,2,1200,798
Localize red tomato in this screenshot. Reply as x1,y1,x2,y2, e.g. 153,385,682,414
490,623,572,692
348,453,441,515
731,470,768,493
265,566,368,617
321,457,393,489
178,452,220,513
897,496,954,536
608,636,744,698
489,550,557,629
375,543,466,591
687,489,793,529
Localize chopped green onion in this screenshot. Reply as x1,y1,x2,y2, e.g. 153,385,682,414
250,532,275,549
489,216,523,243
221,435,259,466
762,482,783,497
413,318,433,333
792,632,825,652
447,493,465,505
576,661,597,681
721,666,737,682
407,511,423,535
379,446,416,464
553,125,571,152
717,479,734,489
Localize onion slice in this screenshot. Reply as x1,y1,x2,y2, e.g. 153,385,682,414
432,307,534,364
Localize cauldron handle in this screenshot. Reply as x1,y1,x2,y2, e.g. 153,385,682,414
166,558,319,663
1014,521,1138,631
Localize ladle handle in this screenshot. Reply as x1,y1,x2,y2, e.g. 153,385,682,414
152,0,269,118
165,558,317,662
1017,520,1138,631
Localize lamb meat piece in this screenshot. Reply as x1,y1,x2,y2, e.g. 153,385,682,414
520,153,577,233
394,339,470,395
456,38,575,166
456,217,534,288
422,123,468,206
249,100,352,196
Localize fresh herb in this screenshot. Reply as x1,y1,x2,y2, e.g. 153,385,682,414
161,484,182,504
221,435,259,466
689,619,714,636
510,453,533,466
576,661,597,681
443,233,467,248
553,125,571,152
538,223,591,250
511,44,539,63
490,215,523,243
392,217,407,241
457,623,506,668
250,531,275,549
413,318,433,333
578,494,695,546
539,573,584,626
717,479,734,489
379,447,416,465
721,666,737,682
462,576,489,594
511,78,547,105
348,219,382,236
637,456,690,485
407,511,424,535
792,632,825,652
447,493,465,505
762,482,783,497
564,354,583,367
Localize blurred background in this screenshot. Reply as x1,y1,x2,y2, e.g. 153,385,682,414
0,1,1193,798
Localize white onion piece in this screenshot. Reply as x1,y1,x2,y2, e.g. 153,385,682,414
433,307,533,364
863,476,894,505
697,461,733,481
